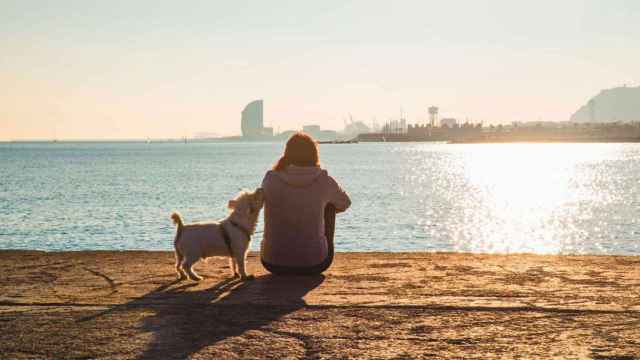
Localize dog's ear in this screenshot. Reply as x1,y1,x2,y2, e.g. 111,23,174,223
227,199,237,209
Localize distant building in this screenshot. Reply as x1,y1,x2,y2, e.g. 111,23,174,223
302,125,321,134
241,100,265,138
440,118,458,128
318,130,338,141
381,119,407,134
343,121,370,139
302,124,337,141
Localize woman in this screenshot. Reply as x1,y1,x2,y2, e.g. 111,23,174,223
261,132,351,275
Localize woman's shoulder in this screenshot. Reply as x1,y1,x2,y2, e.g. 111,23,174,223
261,170,274,186
263,169,275,178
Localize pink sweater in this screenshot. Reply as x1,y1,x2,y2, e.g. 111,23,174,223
260,166,351,267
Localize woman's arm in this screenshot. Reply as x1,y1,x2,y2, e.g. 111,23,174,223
328,176,351,213
324,204,336,254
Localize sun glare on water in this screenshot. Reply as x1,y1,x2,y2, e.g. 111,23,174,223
400,143,625,254
457,144,620,254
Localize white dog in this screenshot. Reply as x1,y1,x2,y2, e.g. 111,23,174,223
170,188,264,281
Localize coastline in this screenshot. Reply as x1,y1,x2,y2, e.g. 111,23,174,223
2,250,639,358
449,137,640,144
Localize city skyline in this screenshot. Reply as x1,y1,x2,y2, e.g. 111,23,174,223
2,1,640,140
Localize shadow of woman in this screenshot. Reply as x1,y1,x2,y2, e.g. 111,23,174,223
130,274,324,359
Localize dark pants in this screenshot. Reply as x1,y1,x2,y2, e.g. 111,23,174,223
262,204,336,276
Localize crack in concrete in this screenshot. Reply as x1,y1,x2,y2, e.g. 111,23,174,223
1,301,639,316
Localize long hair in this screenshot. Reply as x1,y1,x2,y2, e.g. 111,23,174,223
273,132,320,171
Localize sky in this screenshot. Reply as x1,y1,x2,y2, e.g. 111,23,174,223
1,0,639,140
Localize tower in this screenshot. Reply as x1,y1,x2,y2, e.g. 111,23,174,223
428,106,439,127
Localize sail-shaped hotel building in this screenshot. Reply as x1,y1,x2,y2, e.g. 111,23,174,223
241,100,273,139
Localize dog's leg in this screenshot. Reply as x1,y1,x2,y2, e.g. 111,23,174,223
229,257,239,278
183,258,202,281
236,248,253,281
175,250,187,281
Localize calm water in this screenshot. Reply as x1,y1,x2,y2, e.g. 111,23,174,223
1,141,639,254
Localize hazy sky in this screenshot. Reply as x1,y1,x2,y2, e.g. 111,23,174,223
2,0,639,140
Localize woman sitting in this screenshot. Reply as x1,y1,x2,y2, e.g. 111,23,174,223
260,132,351,275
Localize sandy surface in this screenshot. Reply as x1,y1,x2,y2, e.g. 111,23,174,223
1,251,639,359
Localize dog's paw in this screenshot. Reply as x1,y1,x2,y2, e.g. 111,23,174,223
241,274,255,281
232,273,240,279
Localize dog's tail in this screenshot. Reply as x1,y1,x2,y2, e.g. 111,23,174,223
171,212,184,245
171,212,183,228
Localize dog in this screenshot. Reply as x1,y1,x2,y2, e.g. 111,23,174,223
170,188,264,281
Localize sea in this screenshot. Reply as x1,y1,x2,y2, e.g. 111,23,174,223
1,141,639,255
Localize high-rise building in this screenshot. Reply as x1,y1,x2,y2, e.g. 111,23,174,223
241,100,264,138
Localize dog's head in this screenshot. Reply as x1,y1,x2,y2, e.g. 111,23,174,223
227,188,265,219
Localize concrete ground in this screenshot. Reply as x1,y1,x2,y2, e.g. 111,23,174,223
1,251,639,359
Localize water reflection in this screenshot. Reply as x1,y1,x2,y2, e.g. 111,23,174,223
2,142,638,254
399,143,633,254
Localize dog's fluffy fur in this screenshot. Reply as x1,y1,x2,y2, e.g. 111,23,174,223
171,188,264,281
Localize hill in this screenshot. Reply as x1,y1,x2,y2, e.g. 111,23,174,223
571,85,640,122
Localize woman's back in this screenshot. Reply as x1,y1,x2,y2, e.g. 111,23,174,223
261,166,350,267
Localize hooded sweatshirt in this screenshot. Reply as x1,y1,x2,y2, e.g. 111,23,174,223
260,165,351,267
